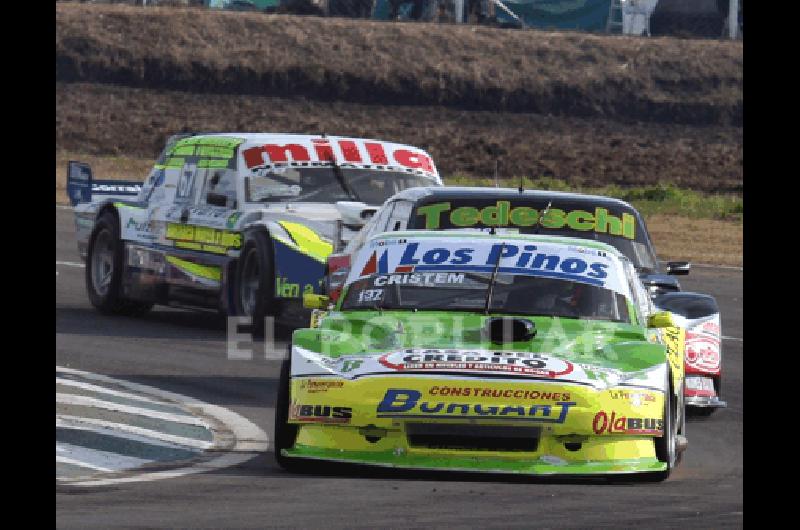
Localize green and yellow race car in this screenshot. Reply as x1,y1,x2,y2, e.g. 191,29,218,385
275,231,687,480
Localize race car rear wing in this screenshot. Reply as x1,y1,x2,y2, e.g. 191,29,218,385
66,160,142,206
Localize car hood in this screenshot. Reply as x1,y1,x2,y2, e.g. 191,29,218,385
291,311,668,391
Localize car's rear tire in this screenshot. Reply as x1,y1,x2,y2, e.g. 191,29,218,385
235,230,275,339
86,212,153,316
273,350,307,473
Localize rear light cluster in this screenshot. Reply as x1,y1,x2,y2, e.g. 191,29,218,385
325,253,351,303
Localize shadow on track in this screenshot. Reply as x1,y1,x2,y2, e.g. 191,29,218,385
56,306,294,343
200,450,675,487
56,306,227,339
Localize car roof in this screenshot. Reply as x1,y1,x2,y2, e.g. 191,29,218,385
182,132,431,152
372,229,627,261
391,186,639,213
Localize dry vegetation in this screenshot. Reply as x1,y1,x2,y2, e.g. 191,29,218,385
56,83,743,192
56,3,742,125
645,215,742,267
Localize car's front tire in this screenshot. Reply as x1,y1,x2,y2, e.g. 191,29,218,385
86,212,152,316
649,373,681,481
273,350,307,473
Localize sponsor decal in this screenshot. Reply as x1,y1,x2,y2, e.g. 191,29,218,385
359,250,390,276
592,411,663,435
226,211,242,229
378,349,574,378
685,332,720,372
124,218,158,241
91,183,142,194
355,240,613,289
377,388,576,423
298,379,344,393
165,205,238,227
251,183,302,200
608,389,657,406
176,163,197,199
701,321,720,335
309,355,366,374
686,375,717,397
242,138,435,175
293,345,661,391
166,256,221,284
661,326,685,379
341,359,364,373
197,158,232,169
429,386,571,402
371,238,408,247
289,403,352,424
173,136,243,149
685,375,716,397
580,364,622,384
166,223,242,250
309,309,328,329
275,277,316,298
372,272,466,287
415,201,636,240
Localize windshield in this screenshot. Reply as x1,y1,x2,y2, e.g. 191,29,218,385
515,227,657,274
341,272,631,323
246,167,436,205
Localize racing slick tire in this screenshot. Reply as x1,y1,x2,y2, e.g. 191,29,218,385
235,230,276,339
273,350,309,473
675,378,686,466
647,373,682,482
86,212,153,316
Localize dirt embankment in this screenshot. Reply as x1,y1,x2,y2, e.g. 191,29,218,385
56,3,742,126
56,82,743,192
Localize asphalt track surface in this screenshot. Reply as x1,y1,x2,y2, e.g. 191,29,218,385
56,206,743,528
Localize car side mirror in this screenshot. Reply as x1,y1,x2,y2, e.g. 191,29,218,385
303,293,330,310
647,311,675,329
335,201,378,227
666,261,691,275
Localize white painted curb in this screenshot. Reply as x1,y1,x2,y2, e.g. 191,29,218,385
56,366,269,487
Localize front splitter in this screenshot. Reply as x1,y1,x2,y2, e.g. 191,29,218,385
283,445,666,476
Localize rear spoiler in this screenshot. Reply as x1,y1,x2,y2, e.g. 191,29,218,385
66,161,143,206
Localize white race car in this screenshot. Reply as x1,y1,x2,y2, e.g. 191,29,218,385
68,133,442,335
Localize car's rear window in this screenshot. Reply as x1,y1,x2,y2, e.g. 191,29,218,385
407,198,658,273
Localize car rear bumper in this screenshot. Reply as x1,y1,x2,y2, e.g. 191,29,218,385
685,395,727,408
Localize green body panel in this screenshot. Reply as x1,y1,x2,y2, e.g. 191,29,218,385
284,446,666,475
293,311,666,373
